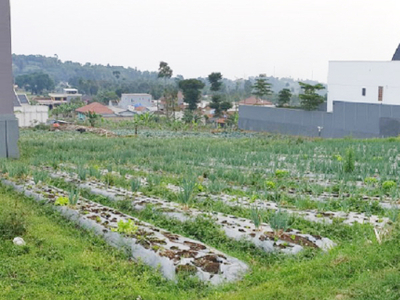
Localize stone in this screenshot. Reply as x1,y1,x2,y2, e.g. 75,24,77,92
13,237,26,246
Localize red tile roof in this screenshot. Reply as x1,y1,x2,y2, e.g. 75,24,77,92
75,102,114,115
239,96,272,106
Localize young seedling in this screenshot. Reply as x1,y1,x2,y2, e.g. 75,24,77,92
250,207,263,231
269,209,290,237
68,189,80,208
130,178,142,194
112,219,138,236
178,178,196,210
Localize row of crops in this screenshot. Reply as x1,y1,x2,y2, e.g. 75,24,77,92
2,130,400,285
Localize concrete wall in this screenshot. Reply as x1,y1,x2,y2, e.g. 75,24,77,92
328,61,400,112
239,101,400,138
14,106,49,127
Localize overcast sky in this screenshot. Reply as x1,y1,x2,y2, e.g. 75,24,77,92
10,0,400,83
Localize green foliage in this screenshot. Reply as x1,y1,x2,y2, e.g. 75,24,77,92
51,101,84,118
207,72,223,92
55,197,69,206
77,166,87,181
269,210,291,234
15,72,55,95
277,88,292,107
265,180,276,190
344,147,355,173
130,178,142,193
32,170,48,185
298,82,325,111
250,207,263,230
364,177,378,185
112,219,138,235
178,178,196,207
68,189,80,207
178,79,205,111
158,61,173,79
0,200,26,240
85,111,100,127
382,180,397,192
275,169,289,178
333,154,342,161
252,74,272,99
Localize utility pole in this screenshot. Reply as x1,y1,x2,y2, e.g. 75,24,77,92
0,0,19,158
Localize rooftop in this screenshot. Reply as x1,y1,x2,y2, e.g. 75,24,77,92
76,102,114,115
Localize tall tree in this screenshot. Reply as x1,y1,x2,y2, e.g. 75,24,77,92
158,61,173,115
252,74,272,101
277,88,292,107
158,61,173,80
178,79,205,111
298,82,325,111
207,72,232,117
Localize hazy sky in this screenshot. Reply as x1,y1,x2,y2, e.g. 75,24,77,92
10,0,400,82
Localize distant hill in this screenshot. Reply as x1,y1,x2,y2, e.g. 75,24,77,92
12,54,326,101
12,54,157,84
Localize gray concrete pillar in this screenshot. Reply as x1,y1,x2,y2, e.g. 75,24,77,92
0,0,19,158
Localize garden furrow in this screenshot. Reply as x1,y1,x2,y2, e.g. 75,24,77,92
45,168,336,254
0,177,248,284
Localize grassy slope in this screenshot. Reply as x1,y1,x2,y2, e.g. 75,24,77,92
2,184,400,300
0,185,206,300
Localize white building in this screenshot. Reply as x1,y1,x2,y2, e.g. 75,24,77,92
120,93,153,109
49,88,82,103
327,61,400,112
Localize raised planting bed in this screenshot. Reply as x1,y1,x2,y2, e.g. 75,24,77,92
46,169,336,254
200,193,391,228
1,177,248,284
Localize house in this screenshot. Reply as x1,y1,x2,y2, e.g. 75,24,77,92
239,96,273,106
49,88,82,103
327,61,400,112
119,93,153,109
108,105,137,117
75,102,115,120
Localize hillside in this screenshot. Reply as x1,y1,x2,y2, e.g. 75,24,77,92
12,54,326,101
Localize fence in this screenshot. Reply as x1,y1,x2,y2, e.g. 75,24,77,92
238,101,400,138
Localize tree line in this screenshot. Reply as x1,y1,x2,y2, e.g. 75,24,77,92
13,54,326,111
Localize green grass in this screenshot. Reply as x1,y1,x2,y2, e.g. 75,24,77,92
0,185,208,300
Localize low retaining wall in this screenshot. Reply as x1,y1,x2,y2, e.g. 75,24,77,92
238,101,400,138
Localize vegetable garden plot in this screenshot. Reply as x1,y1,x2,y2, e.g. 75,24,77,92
45,166,390,229
1,177,248,284
44,168,335,254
